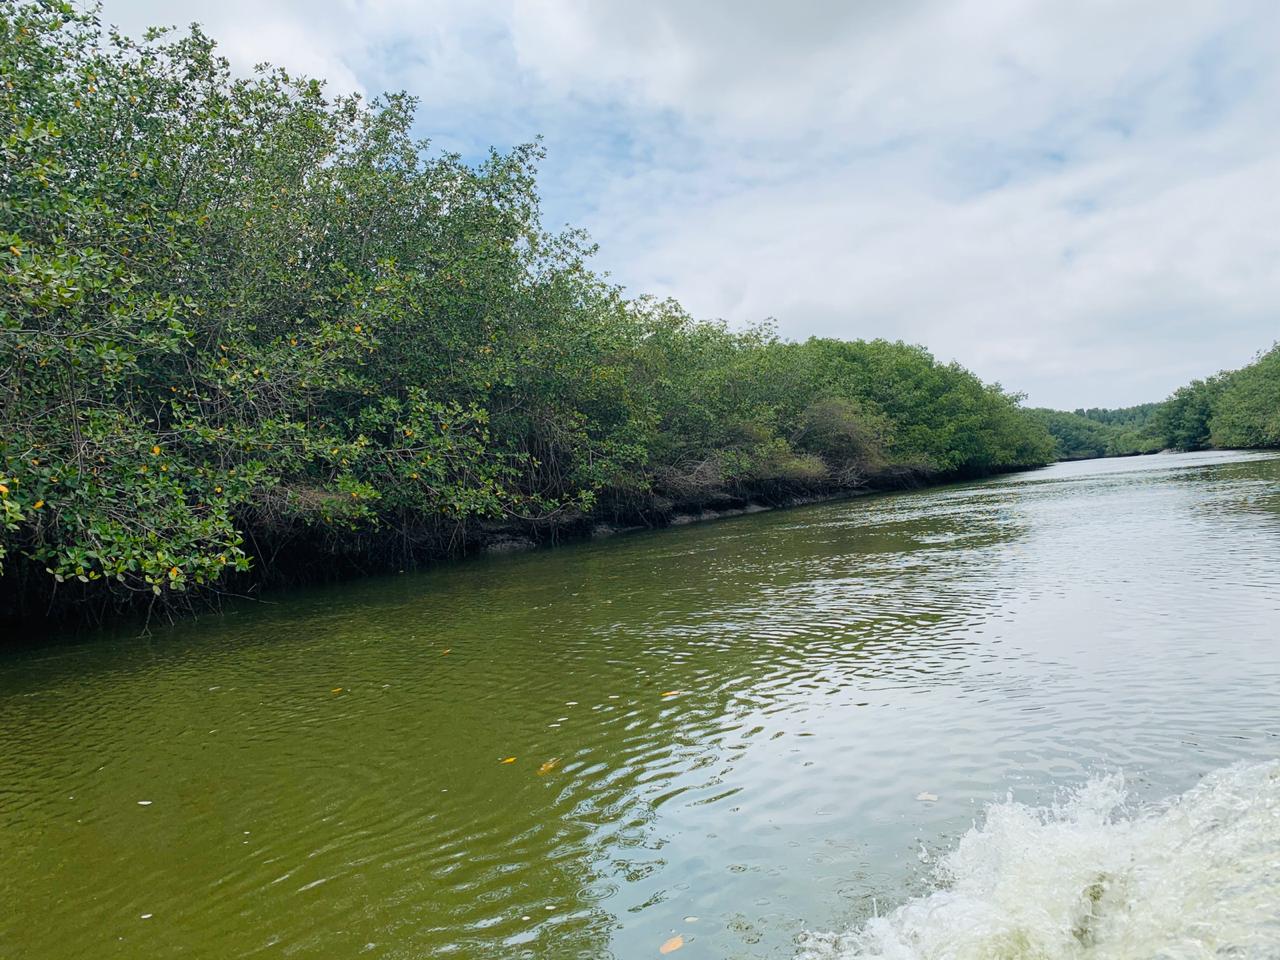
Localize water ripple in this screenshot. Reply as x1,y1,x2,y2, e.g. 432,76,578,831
1,451,1278,959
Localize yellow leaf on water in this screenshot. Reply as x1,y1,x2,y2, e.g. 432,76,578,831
500,756,517,764
660,690,682,698
441,648,451,655
537,758,560,776
660,934,684,954
331,687,343,694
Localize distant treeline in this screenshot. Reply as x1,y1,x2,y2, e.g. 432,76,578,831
1033,344,1280,460
1030,404,1164,460
0,4,1056,624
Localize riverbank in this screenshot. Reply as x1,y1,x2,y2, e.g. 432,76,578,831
1,461,1014,633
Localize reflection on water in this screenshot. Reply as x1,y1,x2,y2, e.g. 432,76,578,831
1,450,1278,959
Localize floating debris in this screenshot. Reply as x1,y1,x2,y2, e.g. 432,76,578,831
660,934,685,953
916,791,939,802
500,757,517,764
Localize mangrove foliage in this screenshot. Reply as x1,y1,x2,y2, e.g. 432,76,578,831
0,3,1057,623
1034,345,1280,461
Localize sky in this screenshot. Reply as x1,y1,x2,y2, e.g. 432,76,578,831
98,0,1280,409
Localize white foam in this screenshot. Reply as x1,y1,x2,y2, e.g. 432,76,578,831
801,760,1280,959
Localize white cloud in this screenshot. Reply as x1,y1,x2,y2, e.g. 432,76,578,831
98,0,1280,407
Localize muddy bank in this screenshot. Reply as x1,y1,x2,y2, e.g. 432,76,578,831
0,464,1007,634
482,487,875,555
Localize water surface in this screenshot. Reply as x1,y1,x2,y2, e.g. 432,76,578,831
2,450,1278,958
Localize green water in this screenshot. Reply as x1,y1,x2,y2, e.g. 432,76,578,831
2,450,1279,959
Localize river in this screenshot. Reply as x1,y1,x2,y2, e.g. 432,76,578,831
2,450,1278,959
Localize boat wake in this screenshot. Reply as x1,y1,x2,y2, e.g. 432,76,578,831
800,760,1280,959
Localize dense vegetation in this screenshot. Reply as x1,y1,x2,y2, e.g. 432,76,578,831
1043,345,1280,460
1030,403,1163,460
1153,344,1280,452
0,3,1057,624
1074,403,1162,431
1036,340,1280,461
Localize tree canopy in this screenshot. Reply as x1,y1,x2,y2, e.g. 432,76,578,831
0,2,1077,623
